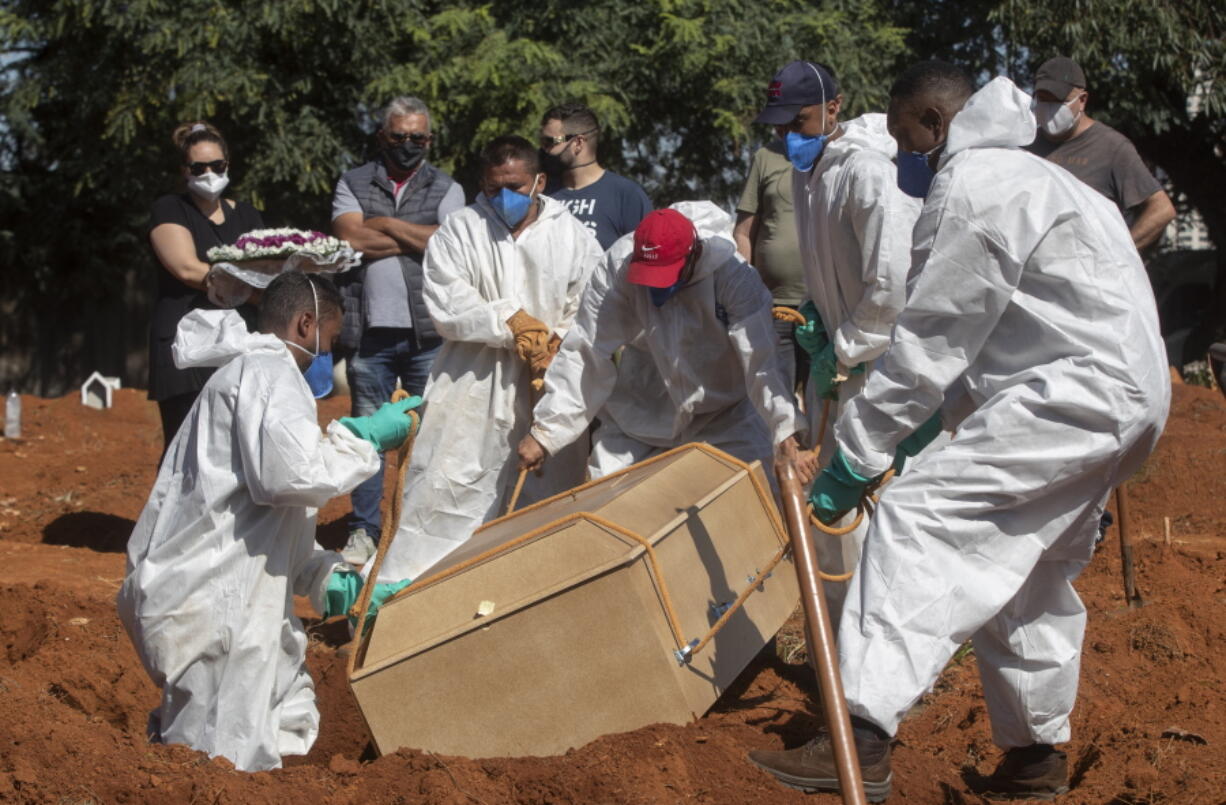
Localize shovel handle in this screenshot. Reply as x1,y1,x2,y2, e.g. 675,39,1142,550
777,461,868,805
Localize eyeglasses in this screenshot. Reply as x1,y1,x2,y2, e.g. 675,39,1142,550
538,128,597,149
386,131,431,145
187,159,228,176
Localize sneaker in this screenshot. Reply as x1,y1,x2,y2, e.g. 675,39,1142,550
983,744,1069,801
340,529,376,565
748,727,892,802
1094,510,1113,550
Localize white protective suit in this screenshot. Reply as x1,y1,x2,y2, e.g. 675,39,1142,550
373,193,602,583
791,113,923,619
530,201,805,481
118,309,379,772
835,77,1170,749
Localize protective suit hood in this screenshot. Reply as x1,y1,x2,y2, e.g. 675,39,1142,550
173,309,287,369
825,113,897,163
941,76,1037,168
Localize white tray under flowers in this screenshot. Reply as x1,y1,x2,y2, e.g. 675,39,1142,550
205,228,362,307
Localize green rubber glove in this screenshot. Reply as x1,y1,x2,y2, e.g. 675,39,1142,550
794,301,829,358
323,566,414,627
362,579,413,626
323,565,363,619
808,449,872,525
340,396,423,452
810,342,866,401
891,414,943,474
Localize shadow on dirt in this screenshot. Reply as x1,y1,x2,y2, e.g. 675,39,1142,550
42,511,135,552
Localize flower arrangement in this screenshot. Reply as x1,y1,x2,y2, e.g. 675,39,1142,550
207,228,348,263
203,228,362,308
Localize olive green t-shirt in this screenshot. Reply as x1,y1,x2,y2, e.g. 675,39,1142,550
736,141,806,305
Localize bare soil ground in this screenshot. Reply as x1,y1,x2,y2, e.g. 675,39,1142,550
0,385,1222,804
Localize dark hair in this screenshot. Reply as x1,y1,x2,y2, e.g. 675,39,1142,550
479,135,541,175
171,120,229,165
889,61,975,109
258,272,342,334
541,103,601,149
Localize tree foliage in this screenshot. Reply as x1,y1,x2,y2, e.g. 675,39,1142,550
2,0,1221,392
0,0,905,392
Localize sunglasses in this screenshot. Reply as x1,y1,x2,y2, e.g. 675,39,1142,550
187,159,228,176
386,131,430,145
539,128,597,149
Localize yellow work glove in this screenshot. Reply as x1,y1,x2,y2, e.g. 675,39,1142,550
506,309,551,363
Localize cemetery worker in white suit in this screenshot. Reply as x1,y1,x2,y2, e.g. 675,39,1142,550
372,136,602,584
119,272,418,772
516,202,817,487
748,63,1170,802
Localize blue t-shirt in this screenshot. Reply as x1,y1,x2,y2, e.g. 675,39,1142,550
546,170,652,250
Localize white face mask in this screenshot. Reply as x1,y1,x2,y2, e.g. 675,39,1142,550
187,171,230,201
1034,98,1081,138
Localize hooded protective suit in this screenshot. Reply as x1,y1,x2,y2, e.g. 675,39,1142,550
118,309,379,772
373,193,602,583
530,201,805,479
835,77,1170,749
791,113,923,619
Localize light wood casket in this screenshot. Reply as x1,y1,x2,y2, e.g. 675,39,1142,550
348,443,799,758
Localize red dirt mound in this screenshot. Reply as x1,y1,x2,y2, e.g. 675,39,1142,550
0,385,1223,803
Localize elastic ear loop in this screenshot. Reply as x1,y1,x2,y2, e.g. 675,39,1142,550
806,61,828,134
308,276,320,355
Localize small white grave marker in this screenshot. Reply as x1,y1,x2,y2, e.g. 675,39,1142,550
80,371,121,410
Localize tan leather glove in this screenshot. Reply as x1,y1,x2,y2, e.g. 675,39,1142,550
529,333,563,391
506,309,550,362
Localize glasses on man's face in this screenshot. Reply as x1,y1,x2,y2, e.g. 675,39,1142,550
538,128,597,150
386,131,430,145
187,159,228,176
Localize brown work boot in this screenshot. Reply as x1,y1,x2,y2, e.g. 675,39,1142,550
983,744,1069,801
748,723,892,802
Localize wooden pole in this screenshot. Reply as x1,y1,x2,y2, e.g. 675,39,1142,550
776,461,868,805
1115,485,1142,608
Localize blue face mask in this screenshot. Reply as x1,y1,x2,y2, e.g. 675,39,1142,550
648,280,683,307
303,351,334,399
489,174,541,229
283,278,334,399
785,130,829,172
896,143,943,199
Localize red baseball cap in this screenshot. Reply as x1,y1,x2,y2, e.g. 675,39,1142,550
627,209,697,288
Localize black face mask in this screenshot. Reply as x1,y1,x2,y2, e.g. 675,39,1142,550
383,140,426,172
539,147,566,177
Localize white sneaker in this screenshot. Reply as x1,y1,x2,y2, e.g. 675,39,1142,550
340,529,376,565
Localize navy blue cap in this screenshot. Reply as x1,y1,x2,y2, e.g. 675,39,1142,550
755,61,840,125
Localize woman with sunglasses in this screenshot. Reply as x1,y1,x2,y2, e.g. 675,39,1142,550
147,121,264,456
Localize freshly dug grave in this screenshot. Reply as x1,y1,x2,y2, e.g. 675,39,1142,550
0,385,1222,803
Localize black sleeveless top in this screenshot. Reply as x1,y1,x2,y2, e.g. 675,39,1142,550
146,193,263,400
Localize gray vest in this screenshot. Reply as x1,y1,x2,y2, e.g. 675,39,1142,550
335,159,457,350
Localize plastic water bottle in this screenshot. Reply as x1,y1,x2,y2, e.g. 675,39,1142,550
4,390,19,439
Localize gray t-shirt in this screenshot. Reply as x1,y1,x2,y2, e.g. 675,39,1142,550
331,172,465,329
1026,121,1161,225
